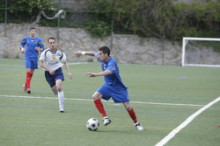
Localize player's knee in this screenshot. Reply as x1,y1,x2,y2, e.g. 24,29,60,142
92,92,101,100
126,106,132,111
124,103,132,111
56,86,62,92
92,94,98,100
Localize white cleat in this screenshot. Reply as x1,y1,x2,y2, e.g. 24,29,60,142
103,117,111,126
59,105,64,113
134,122,144,131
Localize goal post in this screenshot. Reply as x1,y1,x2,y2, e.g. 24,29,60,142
182,37,220,67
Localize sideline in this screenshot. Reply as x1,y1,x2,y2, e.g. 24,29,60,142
155,97,220,146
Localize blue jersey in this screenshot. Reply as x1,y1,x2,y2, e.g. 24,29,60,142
94,52,129,103
20,36,44,58
95,52,127,89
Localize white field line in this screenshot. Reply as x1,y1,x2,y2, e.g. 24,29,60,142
68,62,89,65
0,94,204,107
0,62,88,67
155,97,220,146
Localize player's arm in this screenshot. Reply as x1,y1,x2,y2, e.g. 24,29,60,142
35,38,44,52
60,52,72,79
20,38,26,53
39,60,55,75
63,62,73,79
75,50,95,57
39,51,55,75
87,70,112,77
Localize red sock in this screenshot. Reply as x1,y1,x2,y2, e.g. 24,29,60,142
30,72,33,78
128,108,137,123
94,99,107,117
25,71,32,88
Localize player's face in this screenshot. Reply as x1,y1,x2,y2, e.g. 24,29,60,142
48,39,57,51
98,51,108,62
29,29,36,38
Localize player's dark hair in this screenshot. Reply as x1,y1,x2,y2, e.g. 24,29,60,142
29,27,35,31
99,46,110,56
48,37,56,42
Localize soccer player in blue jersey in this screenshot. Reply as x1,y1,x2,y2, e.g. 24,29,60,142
75,46,144,131
20,27,44,94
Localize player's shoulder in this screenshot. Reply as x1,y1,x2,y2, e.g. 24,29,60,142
109,57,117,64
35,36,43,40
57,50,65,57
41,48,50,54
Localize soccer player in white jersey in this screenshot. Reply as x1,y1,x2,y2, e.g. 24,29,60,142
39,37,72,112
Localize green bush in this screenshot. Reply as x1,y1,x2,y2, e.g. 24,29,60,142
84,0,220,41
85,20,111,38
1,0,220,41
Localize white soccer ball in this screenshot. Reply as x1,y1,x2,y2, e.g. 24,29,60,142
86,118,99,131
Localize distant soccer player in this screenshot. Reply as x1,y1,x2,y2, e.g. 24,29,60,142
20,27,44,94
75,46,144,131
39,37,72,112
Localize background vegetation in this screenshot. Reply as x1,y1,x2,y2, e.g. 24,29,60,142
0,0,220,41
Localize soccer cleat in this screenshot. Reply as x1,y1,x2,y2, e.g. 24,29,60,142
26,88,31,94
134,122,144,131
103,117,111,126
59,105,64,113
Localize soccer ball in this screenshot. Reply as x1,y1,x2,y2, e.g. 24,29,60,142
86,118,99,131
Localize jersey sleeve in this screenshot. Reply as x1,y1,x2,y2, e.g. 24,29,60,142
60,52,67,63
37,37,45,50
106,62,116,73
20,37,27,48
39,51,45,61
94,52,99,57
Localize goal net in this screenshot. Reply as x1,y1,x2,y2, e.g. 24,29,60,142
182,37,220,67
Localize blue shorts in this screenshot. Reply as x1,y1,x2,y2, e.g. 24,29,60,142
97,84,130,103
25,57,38,69
45,68,64,87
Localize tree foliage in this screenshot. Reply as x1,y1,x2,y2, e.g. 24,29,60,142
85,0,220,41
1,0,220,41
7,0,55,22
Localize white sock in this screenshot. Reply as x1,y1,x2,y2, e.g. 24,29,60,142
58,91,64,111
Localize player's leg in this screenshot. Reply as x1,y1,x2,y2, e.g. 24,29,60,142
27,58,38,93
26,69,34,94
45,71,62,112
56,79,64,112
123,102,144,131
24,68,32,94
92,92,111,126
23,58,37,94
51,86,58,95
23,58,31,93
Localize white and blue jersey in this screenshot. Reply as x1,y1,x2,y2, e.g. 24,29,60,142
20,36,44,69
39,49,66,87
94,52,130,103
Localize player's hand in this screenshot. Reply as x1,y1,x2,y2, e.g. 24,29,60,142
87,72,96,77
20,48,25,54
68,72,73,79
49,70,55,75
75,50,83,57
20,50,25,54
35,47,43,52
